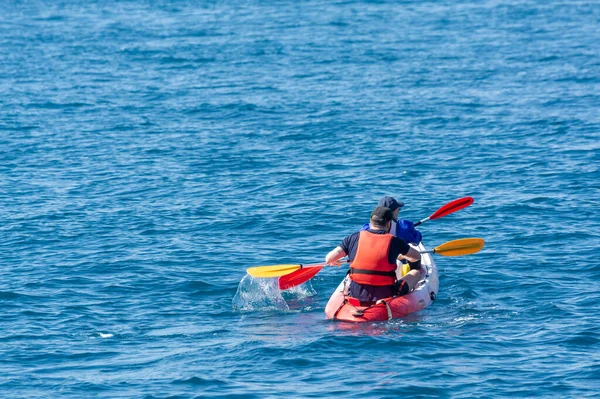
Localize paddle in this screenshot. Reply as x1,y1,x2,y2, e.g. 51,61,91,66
278,196,474,290
247,238,485,279
420,237,484,256
247,260,349,279
413,196,473,226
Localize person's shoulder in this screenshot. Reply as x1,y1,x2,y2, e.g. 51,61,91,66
391,235,410,248
341,231,360,249
398,219,417,231
342,230,360,240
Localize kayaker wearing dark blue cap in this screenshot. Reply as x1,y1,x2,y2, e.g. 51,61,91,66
361,196,422,245
325,206,423,303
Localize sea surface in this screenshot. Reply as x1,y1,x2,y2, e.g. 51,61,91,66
1,1,599,398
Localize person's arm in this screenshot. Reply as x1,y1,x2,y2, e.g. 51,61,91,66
398,246,421,263
391,237,421,263
394,241,423,290
396,246,421,291
328,232,356,265
325,246,347,266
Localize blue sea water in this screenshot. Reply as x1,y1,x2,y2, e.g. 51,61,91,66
1,0,599,397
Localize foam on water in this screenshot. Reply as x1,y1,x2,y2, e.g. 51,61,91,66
232,275,289,312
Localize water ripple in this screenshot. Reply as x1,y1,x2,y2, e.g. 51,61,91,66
2,0,599,398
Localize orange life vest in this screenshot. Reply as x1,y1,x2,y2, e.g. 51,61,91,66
349,231,397,286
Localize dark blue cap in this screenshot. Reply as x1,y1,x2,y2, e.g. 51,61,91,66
378,196,404,211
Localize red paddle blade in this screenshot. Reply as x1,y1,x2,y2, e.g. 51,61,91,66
278,266,324,290
429,196,474,220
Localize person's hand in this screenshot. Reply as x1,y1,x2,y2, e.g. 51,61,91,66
327,259,341,267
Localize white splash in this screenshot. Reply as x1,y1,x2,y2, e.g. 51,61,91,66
232,274,290,312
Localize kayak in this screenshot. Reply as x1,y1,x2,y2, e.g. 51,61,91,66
324,243,439,322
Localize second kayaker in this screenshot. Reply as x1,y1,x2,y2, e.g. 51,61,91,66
361,196,422,245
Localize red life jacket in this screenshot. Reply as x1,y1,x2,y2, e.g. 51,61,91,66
349,231,397,286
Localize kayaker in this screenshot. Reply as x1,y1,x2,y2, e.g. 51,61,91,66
360,196,422,245
325,206,423,303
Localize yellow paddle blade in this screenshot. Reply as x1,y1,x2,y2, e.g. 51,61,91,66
433,238,485,256
246,264,302,278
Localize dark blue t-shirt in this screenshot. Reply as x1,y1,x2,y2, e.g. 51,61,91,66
340,229,410,263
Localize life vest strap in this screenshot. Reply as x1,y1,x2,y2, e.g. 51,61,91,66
349,268,396,277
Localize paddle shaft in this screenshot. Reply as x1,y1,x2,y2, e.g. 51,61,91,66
413,217,430,227
276,259,350,273
294,244,482,276
307,238,484,269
